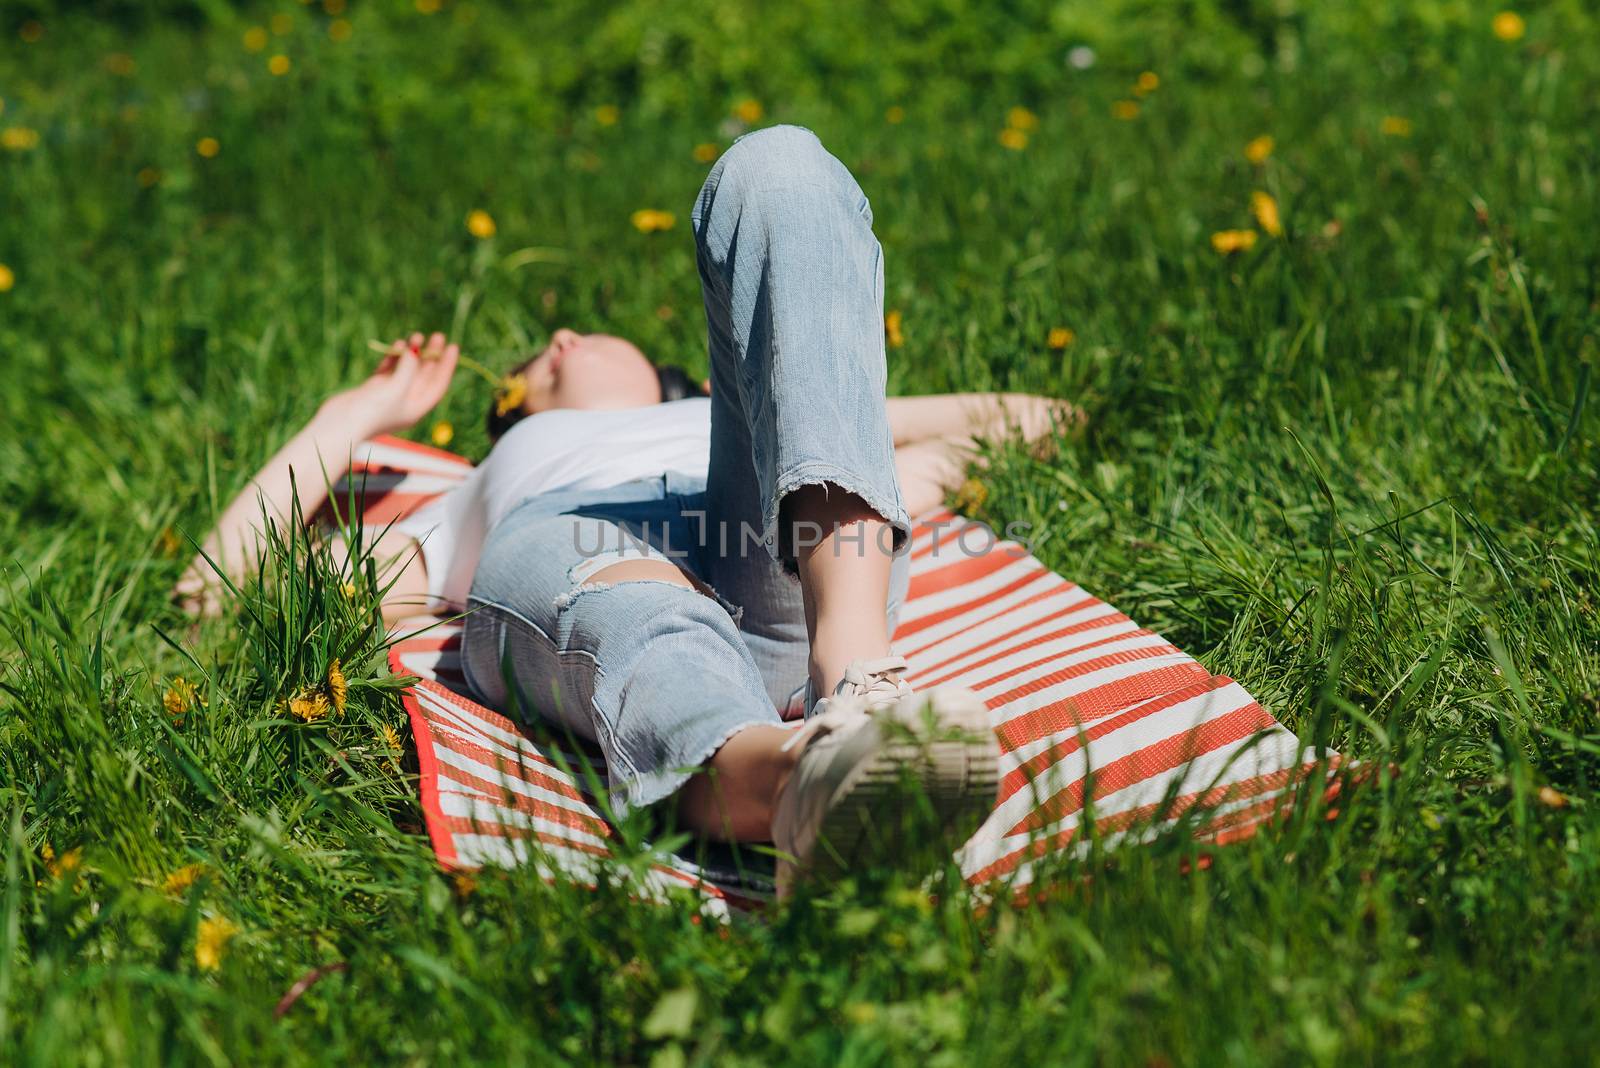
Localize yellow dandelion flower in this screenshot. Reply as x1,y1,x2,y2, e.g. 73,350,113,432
630,209,676,233
430,420,454,447
194,916,237,971
416,0,442,12
885,105,905,124
1133,71,1160,96
594,104,620,126
164,677,200,721
494,374,527,417
137,166,161,188
287,689,331,723
19,20,44,43
44,844,82,878
1006,106,1039,132
692,142,719,163
327,659,348,715
325,0,348,13
162,863,205,894
268,54,291,76
1250,191,1283,237
1380,115,1413,137
104,53,136,76
733,98,764,124
466,208,496,239
379,722,403,771
954,478,989,512
998,127,1028,150
269,13,292,34
243,26,269,52
1111,100,1140,121
340,580,358,599
0,264,13,292
196,136,220,158
1,126,40,151
329,18,353,42
884,310,904,349
1047,327,1075,349
1244,134,1274,164
1492,11,1525,41
1210,229,1259,255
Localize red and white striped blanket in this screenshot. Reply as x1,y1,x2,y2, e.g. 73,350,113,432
348,435,1340,917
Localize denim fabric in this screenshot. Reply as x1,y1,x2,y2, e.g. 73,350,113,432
462,125,910,817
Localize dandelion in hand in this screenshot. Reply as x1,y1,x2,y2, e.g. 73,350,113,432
494,374,527,416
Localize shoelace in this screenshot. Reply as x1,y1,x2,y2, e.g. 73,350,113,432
835,655,911,701
783,657,914,751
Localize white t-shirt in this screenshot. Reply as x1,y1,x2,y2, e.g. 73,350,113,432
394,398,711,610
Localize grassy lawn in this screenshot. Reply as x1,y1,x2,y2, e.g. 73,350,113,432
3,1,1599,1063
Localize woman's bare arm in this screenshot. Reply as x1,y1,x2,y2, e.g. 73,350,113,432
174,332,458,615
889,392,1081,515
886,392,1079,448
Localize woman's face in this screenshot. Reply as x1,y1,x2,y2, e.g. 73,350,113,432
517,328,661,414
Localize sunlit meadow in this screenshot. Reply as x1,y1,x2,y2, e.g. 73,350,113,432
2,1,1598,1064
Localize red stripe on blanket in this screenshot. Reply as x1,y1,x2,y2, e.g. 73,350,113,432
893,567,1055,642
1008,701,1283,835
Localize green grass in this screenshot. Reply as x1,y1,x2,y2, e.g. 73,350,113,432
3,1,1600,1063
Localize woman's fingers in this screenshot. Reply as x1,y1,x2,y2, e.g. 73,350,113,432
423,332,446,360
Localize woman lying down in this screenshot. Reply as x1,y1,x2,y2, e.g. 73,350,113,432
176,126,1076,896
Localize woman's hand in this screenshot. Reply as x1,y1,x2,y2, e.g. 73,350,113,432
335,331,460,437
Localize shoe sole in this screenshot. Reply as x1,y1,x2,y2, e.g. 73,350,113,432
776,687,998,897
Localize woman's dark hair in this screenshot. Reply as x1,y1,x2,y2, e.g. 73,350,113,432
485,359,709,443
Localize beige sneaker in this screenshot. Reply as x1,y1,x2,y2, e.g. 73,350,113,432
805,655,913,719
770,685,998,898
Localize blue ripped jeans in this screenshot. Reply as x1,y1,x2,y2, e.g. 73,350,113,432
461,126,911,818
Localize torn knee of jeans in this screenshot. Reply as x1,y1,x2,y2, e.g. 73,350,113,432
552,561,744,625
